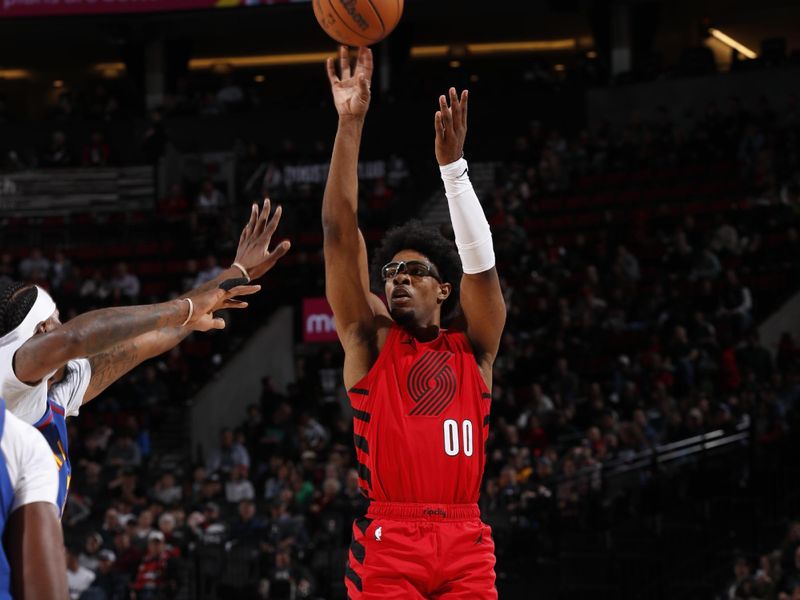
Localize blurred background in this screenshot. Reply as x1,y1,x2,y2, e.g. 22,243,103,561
1,0,800,598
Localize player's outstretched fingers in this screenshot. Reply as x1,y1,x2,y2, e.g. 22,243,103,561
435,111,445,141
339,45,351,79
357,46,373,78
439,95,453,131
326,57,339,84
449,87,460,124
460,89,468,128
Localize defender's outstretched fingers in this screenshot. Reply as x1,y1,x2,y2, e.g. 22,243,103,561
241,202,258,242
255,197,271,236
435,111,445,141
460,90,469,128
224,284,261,299
263,205,283,239
264,240,291,266
223,299,249,309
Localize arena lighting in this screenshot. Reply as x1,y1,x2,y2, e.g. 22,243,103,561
468,39,576,54
412,39,577,57
708,28,757,59
189,51,331,69
0,69,31,80
93,62,126,78
189,38,580,70
410,45,450,58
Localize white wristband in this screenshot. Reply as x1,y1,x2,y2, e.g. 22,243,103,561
180,298,194,327
231,262,250,281
439,158,495,275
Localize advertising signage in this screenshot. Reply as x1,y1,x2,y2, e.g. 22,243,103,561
0,0,306,18
302,297,337,344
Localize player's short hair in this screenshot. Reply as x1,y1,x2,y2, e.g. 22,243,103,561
0,280,37,337
371,220,462,321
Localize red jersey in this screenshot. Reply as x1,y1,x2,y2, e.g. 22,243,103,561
347,324,491,504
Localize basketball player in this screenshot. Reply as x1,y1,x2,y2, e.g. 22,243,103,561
0,200,289,515
0,399,68,599
323,47,505,598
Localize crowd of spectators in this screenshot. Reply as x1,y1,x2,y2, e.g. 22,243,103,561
0,87,799,598
723,521,800,600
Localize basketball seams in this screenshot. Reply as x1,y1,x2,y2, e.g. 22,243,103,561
364,0,386,35
324,0,379,44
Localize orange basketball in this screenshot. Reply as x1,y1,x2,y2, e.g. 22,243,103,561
313,0,404,46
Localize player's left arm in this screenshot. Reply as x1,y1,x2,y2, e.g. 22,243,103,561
82,201,290,404
435,88,506,382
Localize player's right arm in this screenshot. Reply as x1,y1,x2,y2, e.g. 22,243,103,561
323,46,390,385
81,200,290,404
3,410,68,600
13,282,260,386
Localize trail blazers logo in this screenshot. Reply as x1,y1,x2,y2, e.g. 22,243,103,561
407,351,457,417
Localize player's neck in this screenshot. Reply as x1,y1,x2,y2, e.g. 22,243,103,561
403,320,442,343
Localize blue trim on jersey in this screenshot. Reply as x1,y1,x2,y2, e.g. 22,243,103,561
0,399,16,599
34,399,70,518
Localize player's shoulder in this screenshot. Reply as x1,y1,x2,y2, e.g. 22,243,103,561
1,408,55,482
3,408,36,441
2,408,49,454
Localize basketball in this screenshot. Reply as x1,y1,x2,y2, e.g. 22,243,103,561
313,0,404,46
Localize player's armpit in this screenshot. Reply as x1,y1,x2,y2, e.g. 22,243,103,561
7,502,68,600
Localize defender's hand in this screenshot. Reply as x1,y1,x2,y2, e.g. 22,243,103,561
233,197,291,282
435,87,469,166
327,46,373,121
185,282,261,331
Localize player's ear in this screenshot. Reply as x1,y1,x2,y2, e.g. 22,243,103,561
437,282,452,303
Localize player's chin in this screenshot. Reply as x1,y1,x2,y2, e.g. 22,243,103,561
390,306,415,326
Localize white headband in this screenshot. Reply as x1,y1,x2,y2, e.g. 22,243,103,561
0,285,57,351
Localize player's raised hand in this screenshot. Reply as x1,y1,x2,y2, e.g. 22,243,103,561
233,197,291,281
435,87,469,166
184,281,262,331
326,46,373,121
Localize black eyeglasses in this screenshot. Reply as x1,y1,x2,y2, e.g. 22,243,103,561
381,260,441,282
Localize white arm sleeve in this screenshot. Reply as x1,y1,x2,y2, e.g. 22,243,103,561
2,410,58,512
440,158,495,274
48,359,92,418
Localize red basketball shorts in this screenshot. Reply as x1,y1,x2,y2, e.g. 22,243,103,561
345,501,498,599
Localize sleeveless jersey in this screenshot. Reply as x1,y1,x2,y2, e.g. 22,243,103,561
347,324,491,504
0,401,16,599
33,399,70,517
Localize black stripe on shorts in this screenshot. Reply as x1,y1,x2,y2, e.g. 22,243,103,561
345,561,363,592
355,517,373,536
350,539,366,564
